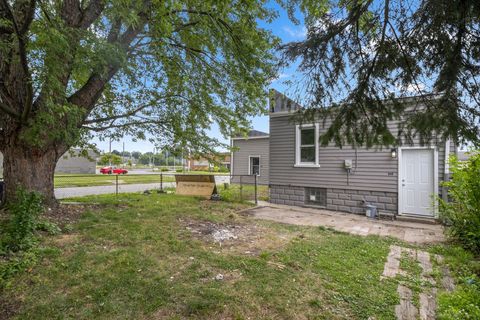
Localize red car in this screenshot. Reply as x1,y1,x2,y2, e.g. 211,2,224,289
100,166,128,174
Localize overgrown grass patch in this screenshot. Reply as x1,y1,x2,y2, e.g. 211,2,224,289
0,193,413,319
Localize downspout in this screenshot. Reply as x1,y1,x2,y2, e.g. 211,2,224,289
443,139,451,202
230,137,234,176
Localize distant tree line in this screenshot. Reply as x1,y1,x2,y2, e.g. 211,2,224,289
99,150,184,166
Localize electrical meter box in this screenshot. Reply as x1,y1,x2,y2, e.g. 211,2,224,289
344,159,353,169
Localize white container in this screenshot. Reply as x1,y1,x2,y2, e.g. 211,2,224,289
365,205,377,219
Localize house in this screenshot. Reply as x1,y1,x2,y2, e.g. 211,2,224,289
0,149,98,177
267,90,457,218
55,149,98,174
230,130,269,185
186,152,231,171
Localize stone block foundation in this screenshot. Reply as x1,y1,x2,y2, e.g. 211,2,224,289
269,185,398,215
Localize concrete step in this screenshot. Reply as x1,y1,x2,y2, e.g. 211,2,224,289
396,215,440,225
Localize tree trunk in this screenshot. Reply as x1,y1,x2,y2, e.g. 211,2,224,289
2,145,61,207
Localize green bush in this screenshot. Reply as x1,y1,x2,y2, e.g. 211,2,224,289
211,165,229,173
176,169,183,173
1,189,44,252
438,278,480,320
439,151,480,254
161,168,169,172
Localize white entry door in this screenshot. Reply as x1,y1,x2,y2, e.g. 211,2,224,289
400,149,435,216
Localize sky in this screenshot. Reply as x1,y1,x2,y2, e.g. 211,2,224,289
92,2,306,154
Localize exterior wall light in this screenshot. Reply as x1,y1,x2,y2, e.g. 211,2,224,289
391,148,397,159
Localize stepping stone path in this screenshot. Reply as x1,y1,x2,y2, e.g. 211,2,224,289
381,245,455,320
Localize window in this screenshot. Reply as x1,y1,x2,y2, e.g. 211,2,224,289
295,124,319,166
305,187,327,206
249,156,260,175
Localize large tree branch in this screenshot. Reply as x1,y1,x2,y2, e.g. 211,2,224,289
1,0,35,121
83,119,164,132
61,0,105,29
83,103,154,124
67,6,150,112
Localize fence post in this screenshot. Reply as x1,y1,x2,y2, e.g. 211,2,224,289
160,172,163,191
254,174,258,205
115,174,118,196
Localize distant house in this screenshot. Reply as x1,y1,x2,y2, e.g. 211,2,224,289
186,152,231,171
267,89,457,218
230,130,269,185
55,149,98,174
0,149,98,177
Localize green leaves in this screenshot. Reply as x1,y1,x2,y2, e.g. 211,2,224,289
439,151,480,254
280,0,480,147
2,0,278,157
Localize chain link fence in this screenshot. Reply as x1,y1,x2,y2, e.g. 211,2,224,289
52,173,263,204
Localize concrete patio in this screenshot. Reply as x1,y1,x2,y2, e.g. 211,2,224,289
247,202,445,244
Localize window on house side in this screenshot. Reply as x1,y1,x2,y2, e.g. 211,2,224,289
296,124,319,166
250,157,260,175
300,128,315,163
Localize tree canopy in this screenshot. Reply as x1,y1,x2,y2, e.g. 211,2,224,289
0,0,278,203
281,0,480,147
0,0,278,155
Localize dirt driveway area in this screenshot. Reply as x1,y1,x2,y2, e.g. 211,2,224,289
246,203,445,244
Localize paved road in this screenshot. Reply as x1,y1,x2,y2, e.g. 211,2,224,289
55,175,230,199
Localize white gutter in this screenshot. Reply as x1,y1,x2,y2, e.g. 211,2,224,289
230,138,234,175
444,139,451,176
231,135,269,141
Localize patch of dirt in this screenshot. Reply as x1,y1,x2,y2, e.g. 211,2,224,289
180,218,296,256
0,294,21,320
43,203,106,227
52,233,80,246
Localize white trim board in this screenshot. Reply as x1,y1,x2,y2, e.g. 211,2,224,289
295,123,320,167
231,136,269,141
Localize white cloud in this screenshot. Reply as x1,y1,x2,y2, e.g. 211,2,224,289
395,82,426,93
282,26,307,39
404,83,425,93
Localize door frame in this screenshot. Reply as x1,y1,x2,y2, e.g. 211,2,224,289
397,146,439,217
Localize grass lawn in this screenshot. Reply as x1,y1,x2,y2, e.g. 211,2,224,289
53,173,234,188
217,184,269,202
1,193,402,319
1,193,476,319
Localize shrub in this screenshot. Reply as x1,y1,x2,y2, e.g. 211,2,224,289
176,169,183,173
161,168,169,172
439,151,480,254
218,166,230,173
438,278,480,320
1,188,44,252
211,165,229,173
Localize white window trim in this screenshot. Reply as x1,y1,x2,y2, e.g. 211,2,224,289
248,155,261,176
295,123,320,167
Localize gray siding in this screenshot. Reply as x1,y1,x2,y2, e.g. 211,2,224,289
55,150,97,174
232,138,269,185
269,113,452,194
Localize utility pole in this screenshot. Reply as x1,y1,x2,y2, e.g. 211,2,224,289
122,141,125,167
109,138,112,167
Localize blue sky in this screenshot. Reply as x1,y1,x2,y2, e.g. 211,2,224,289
93,2,305,154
